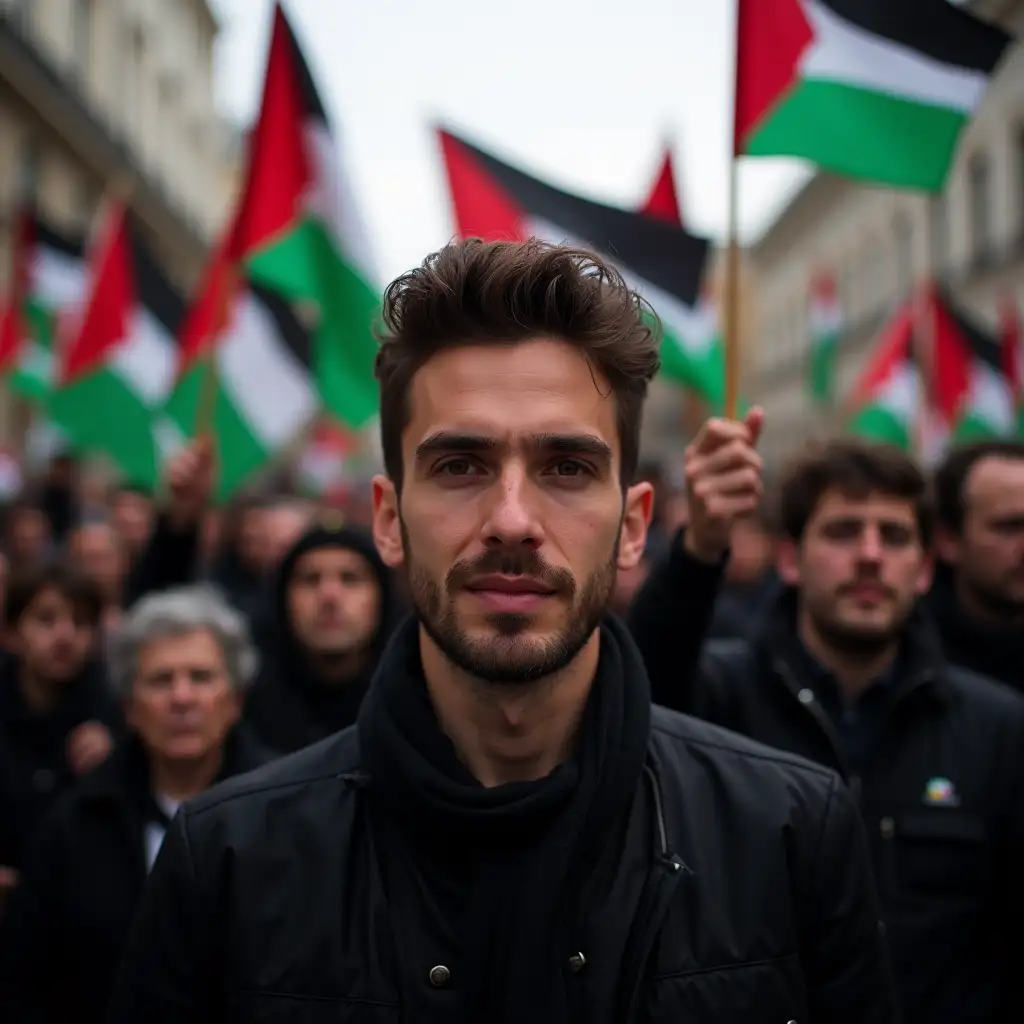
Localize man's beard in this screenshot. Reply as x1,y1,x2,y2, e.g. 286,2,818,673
961,572,1024,623
808,600,910,659
402,524,617,687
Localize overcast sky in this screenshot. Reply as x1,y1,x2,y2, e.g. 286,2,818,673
209,0,813,284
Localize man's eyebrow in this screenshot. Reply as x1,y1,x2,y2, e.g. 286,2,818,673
413,432,613,461
414,433,500,460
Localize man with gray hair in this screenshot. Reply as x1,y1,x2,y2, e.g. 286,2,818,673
0,585,272,1024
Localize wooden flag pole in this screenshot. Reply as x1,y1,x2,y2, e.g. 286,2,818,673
722,155,742,421
194,263,235,440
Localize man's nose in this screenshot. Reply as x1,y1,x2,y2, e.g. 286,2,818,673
481,465,545,548
856,526,885,562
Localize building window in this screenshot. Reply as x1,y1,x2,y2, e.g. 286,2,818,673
17,137,40,201
893,214,914,300
72,0,92,79
968,151,992,267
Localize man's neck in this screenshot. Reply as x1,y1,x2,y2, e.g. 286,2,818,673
306,647,369,685
150,748,224,803
797,613,898,705
954,575,1024,629
420,629,600,788
17,665,64,715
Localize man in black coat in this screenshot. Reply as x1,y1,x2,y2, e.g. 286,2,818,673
0,585,273,1024
108,239,897,1023
630,438,1024,1024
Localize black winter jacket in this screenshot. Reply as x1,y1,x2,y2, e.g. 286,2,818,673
108,707,897,1022
638,587,1024,1024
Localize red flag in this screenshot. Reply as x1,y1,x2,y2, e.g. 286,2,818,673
58,200,134,385
641,150,683,226
0,205,32,373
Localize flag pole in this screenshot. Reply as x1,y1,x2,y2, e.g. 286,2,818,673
913,198,939,461
722,158,742,421
723,0,743,421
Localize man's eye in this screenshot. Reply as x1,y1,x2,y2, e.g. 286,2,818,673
437,458,478,477
550,460,590,478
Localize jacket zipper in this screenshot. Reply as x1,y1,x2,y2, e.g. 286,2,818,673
619,766,691,1023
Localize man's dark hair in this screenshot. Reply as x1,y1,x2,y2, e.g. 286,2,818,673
375,237,662,489
4,561,104,629
778,439,931,546
933,440,1024,534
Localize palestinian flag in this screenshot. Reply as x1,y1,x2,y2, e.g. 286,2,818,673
438,129,711,402
999,294,1024,435
0,209,86,403
808,272,842,403
847,301,921,448
735,0,1012,191
298,416,357,499
163,238,318,502
49,201,183,487
934,288,1017,442
636,149,726,409
229,2,379,430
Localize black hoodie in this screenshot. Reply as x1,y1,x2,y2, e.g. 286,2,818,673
242,525,404,753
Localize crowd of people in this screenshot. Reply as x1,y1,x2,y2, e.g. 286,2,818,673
0,237,1021,1021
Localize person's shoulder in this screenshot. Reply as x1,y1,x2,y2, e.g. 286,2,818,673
183,726,362,824
941,663,1024,731
651,704,839,797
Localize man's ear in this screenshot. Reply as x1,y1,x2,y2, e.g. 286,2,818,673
372,475,404,569
776,538,802,587
618,482,653,572
933,524,961,567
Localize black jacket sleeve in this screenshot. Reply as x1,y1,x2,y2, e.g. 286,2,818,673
0,815,67,1023
802,773,901,1023
123,514,202,607
626,528,726,711
996,702,1024,1023
106,810,220,1023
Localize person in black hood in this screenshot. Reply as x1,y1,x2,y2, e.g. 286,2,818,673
242,518,403,752
928,441,1024,691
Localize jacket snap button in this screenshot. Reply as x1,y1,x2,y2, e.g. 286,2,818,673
880,817,895,839
428,965,451,987
797,688,814,705
567,952,586,972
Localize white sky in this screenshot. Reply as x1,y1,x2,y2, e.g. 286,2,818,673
208,0,813,284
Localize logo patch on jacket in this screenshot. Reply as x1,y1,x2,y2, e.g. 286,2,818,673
923,776,959,807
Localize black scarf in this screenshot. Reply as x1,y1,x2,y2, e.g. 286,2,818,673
358,614,651,1024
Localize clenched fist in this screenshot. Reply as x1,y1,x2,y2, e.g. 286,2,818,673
683,408,765,562
166,436,214,527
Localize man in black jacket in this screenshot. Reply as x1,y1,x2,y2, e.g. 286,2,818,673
929,440,1024,690
109,239,896,1023
0,584,273,1024
632,438,1024,1024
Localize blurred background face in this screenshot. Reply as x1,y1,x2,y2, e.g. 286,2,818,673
111,489,155,556
286,547,381,657
944,456,1024,617
70,524,127,602
235,506,268,574
263,504,315,571
779,489,930,654
388,339,648,686
7,507,50,566
127,629,240,763
10,586,96,682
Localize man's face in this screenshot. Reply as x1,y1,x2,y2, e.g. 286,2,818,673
941,456,1024,617
10,586,96,682
70,524,126,599
778,489,931,652
8,509,49,564
126,629,240,763
286,547,382,656
372,339,651,686
111,491,154,553
263,506,314,571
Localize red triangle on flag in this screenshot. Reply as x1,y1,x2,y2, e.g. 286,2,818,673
641,150,683,227
999,293,1022,394
176,233,239,375
0,206,33,373
437,129,527,242
59,200,134,385
228,2,311,262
